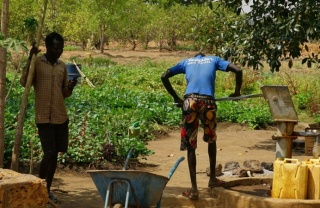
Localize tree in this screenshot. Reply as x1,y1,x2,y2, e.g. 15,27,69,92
8,0,39,40
164,4,195,50
190,3,243,54
219,0,320,71
82,0,125,53
0,0,9,167
112,0,156,50
63,4,95,49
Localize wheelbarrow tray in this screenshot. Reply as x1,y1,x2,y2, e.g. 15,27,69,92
88,170,169,207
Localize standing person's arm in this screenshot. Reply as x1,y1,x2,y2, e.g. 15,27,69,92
161,69,184,107
20,43,41,87
62,71,77,98
226,63,242,96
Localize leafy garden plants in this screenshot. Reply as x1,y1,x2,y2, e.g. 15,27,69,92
4,54,320,169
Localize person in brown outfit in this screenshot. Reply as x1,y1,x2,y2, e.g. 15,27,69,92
20,32,77,203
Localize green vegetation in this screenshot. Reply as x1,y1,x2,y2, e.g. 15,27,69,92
4,56,320,167
2,0,320,168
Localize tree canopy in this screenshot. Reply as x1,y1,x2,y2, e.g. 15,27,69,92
1,0,320,72
220,0,320,71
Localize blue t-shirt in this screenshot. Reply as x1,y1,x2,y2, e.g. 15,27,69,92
169,55,230,98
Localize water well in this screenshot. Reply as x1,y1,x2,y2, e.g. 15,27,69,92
209,85,320,208
261,85,319,159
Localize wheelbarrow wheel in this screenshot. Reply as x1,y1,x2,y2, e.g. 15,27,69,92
113,203,123,208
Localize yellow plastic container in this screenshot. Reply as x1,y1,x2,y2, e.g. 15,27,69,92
272,158,308,199
305,159,320,199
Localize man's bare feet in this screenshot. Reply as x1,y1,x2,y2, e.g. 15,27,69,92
181,189,199,200
208,178,226,188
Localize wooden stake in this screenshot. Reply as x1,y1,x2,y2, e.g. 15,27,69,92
72,60,95,88
11,0,48,171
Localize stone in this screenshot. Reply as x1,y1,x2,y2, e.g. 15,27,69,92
232,168,254,177
239,169,254,177
243,160,263,173
206,163,223,177
231,168,241,175
216,163,223,176
0,169,48,208
224,161,240,172
261,162,274,171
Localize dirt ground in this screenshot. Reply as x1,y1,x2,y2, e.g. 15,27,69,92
41,47,316,208
49,122,312,208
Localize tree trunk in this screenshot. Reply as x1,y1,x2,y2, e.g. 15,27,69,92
11,0,48,171
130,40,136,51
99,25,105,54
0,0,9,168
159,36,163,52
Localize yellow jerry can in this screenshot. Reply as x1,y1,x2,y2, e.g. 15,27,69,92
304,159,320,199
272,158,308,199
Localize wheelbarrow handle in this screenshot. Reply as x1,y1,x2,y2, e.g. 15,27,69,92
167,156,185,179
122,147,135,170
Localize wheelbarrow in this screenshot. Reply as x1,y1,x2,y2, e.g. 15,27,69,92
88,148,185,208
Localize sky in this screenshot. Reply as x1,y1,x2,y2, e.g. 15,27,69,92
242,0,253,13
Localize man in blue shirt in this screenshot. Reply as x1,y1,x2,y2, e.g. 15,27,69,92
161,53,242,199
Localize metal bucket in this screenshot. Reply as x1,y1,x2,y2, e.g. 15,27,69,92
66,63,81,81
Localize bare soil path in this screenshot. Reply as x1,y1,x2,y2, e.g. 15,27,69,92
50,122,311,208
60,47,194,66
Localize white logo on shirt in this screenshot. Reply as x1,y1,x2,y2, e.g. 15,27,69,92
187,57,213,65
